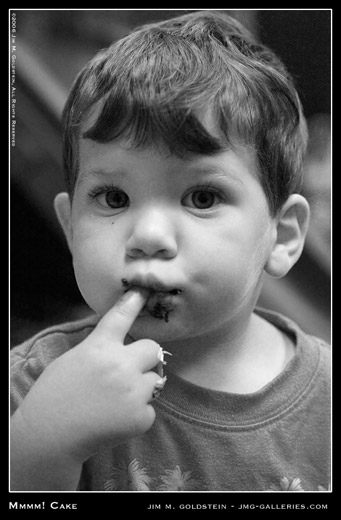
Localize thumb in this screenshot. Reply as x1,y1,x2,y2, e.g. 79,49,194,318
95,287,149,343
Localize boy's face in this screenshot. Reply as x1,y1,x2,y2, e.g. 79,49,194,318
66,132,276,344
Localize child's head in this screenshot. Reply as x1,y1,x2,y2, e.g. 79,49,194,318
55,11,310,343
62,10,307,217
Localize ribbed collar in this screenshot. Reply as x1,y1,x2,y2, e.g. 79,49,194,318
155,309,320,429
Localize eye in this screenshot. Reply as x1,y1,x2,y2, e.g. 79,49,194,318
182,186,223,210
190,190,216,209
88,185,130,210
105,189,129,209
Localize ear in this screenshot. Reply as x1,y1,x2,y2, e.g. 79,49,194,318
265,194,310,278
54,192,73,253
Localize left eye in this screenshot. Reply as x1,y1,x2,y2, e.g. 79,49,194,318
182,188,222,209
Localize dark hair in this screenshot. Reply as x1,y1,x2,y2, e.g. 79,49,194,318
62,10,308,215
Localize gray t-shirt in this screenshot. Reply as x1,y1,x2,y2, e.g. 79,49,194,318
11,309,331,492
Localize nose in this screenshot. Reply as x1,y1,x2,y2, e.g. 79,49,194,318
126,208,178,259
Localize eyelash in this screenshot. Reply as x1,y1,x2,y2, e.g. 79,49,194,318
88,184,130,209
88,183,121,199
182,183,225,208
87,183,225,210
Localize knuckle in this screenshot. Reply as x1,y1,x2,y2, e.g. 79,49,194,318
150,371,163,386
136,339,160,354
129,385,157,435
145,405,156,427
135,405,156,433
113,304,132,320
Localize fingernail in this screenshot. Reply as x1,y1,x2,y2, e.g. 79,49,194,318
157,348,172,377
157,348,172,364
128,286,150,300
152,376,167,400
117,286,147,306
157,347,164,363
157,347,164,377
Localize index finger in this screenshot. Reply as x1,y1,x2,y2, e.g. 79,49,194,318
96,287,149,342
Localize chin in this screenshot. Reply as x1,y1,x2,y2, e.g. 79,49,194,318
128,315,185,343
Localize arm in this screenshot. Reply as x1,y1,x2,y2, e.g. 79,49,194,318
10,288,161,491
11,408,82,491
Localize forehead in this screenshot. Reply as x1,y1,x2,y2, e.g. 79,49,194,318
77,100,258,181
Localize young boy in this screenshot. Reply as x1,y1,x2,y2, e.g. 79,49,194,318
11,10,330,492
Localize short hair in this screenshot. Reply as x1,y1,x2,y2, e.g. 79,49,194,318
62,10,308,215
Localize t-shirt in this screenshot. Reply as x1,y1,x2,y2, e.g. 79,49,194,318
10,309,331,492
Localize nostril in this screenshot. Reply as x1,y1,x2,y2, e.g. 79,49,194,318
168,289,181,295
156,249,172,258
126,248,147,259
126,247,175,260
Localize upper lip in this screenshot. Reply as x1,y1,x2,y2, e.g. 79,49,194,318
124,274,182,293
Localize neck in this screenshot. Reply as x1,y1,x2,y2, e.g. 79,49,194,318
161,311,295,394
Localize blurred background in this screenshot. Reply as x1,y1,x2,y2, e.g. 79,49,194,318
10,9,331,346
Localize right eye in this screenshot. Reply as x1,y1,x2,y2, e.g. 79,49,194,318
104,189,129,209
88,185,130,210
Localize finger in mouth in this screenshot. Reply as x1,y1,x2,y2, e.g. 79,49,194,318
121,278,180,322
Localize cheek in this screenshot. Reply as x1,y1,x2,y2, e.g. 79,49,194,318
71,226,122,314
187,223,271,307
185,254,263,335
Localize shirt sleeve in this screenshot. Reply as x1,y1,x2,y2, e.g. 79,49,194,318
10,316,98,415
10,340,46,415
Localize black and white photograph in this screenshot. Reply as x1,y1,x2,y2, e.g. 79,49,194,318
9,8,331,511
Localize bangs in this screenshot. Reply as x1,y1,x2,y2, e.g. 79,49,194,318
82,93,228,156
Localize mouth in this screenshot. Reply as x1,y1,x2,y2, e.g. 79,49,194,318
121,277,182,322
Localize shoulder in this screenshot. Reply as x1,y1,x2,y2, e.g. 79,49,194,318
255,307,330,347
11,313,99,365
255,306,330,376
10,314,99,413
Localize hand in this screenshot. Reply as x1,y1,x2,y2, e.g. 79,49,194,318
14,288,162,464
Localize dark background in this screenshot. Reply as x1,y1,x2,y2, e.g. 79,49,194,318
10,9,331,345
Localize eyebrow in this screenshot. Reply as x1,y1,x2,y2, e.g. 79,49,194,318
186,165,245,186
77,167,126,187
79,164,245,187
81,168,126,178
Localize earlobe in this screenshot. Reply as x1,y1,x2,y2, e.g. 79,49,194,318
265,194,310,278
54,192,73,253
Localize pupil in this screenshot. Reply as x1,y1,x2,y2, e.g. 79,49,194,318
194,191,213,208
106,191,127,208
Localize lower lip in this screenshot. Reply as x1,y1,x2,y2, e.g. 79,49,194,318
139,292,180,321
137,309,174,319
